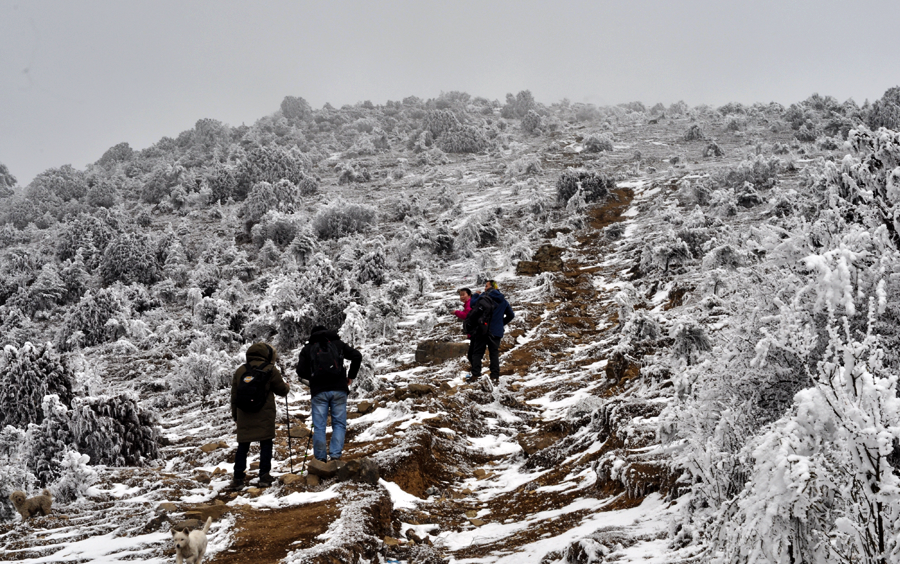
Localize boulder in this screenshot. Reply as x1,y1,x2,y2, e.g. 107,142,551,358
142,512,170,533
157,502,177,513
358,458,380,485
280,473,304,486
515,433,558,456
408,383,435,396
515,244,564,276
415,340,470,364
337,459,362,482
171,519,202,532
357,401,376,414
305,474,320,487
184,504,229,522
199,441,228,453
289,425,311,439
307,459,344,479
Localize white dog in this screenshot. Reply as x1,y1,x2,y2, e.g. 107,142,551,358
171,516,212,564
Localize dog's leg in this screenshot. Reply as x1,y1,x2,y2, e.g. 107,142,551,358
175,552,183,564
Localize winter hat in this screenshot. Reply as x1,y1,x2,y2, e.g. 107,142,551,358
311,325,327,336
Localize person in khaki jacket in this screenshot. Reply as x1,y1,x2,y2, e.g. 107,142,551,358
230,343,289,489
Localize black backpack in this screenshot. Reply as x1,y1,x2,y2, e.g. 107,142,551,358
464,294,495,337
235,362,273,413
310,340,345,382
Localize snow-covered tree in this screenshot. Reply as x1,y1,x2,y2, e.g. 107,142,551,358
0,343,75,429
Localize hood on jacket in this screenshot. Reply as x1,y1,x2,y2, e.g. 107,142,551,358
485,289,505,301
246,342,276,364
308,329,341,344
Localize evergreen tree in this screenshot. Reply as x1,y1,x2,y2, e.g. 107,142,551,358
0,343,75,429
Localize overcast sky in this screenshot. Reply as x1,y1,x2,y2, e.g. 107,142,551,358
1,0,898,186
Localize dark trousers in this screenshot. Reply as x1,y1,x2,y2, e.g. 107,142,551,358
234,438,273,479
469,334,501,379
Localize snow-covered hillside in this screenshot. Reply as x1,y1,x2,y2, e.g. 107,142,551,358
2,89,900,563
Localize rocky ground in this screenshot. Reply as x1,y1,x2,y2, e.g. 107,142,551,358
0,111,815,563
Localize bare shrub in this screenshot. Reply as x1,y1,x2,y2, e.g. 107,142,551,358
556,169,616,205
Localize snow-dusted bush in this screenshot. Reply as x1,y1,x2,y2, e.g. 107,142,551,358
281,95,312,121
437,126,490,154
339,302,366,349
68,393,159,467
99,231,160,286
51,449,98,503
168,345,233,406
501,90,536,119
250,211,301,249
521,109,541,133
354,245,386,286
337,163,371,184
0,425,35,522
423,109,459,139
455,211,501,251
583,133,613,152
241,179,313,226
239,146,312,194
865,85,900,131
0,343,75,429
29,392,159,483
312,199,378,240
703,141,724,157
57,287,127,350
56,213,118,269
713,304,900,564
366,297,402,339
555,169,615,205
507,156,543,177
672,322,711,366
716,155,780,191
286,226,318,266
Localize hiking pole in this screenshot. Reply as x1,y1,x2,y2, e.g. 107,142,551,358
284,393,294,474
277,357,295,474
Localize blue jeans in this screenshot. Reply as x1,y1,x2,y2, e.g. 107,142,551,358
311,391,348,461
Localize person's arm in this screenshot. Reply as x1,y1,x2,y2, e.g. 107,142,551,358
342,342,363,381
503,302,515,325
296,346,311,386
270,365,289,397
230,369,240,421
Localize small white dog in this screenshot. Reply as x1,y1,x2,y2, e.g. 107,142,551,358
171,516,212,564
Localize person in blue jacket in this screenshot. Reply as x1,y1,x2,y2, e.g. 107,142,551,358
467,280,514,382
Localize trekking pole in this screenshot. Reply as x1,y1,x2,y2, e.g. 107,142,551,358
284,393,294,474
277,357,295,474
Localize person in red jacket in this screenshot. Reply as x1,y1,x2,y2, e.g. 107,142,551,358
453,287,472,327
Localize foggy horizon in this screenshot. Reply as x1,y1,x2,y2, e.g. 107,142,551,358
2,0,899,186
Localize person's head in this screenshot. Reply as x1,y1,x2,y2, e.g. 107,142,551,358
311,325,327,337
458,288,471,302
485,280,498,292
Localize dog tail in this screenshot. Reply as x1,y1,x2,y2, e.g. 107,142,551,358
202,516,212,534
42,489,52,500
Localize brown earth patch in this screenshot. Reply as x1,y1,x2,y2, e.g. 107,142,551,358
206,501,341,564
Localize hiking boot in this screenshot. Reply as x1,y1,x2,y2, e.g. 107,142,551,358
229,476,245,491
258,473,274,487
465,374,480,382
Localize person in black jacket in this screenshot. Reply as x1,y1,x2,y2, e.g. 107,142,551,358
467,280,514,382
296,325,363,462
